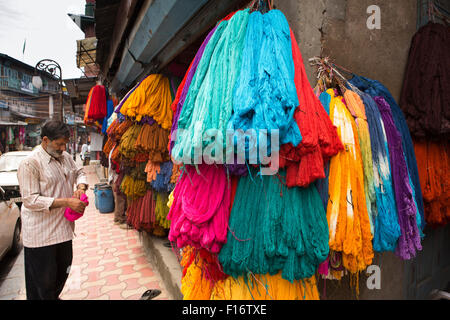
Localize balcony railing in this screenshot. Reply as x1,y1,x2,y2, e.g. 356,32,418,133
0,76,60,95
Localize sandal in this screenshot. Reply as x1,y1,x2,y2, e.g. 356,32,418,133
140,289,162,300
163,241,172,248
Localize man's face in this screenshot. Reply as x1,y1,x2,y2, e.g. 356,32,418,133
43,136,69,158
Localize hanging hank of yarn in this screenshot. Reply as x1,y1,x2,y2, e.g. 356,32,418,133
167,164,232,254
279,28,343,188
218,167,329,283
169,22,222,154
227,10,302,164
151,161,175,193
119,74,173,129
210,272,320,300
348,75,425,232
172,10,250,164
343,89,377,236
348,88,401,252
374,96,422,260
326,89,374,274
155,192,171,229
413,139,450,227
119,124,142,159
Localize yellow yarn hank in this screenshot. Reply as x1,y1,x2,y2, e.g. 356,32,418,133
326,89,374,275
155,192,171,229
167,189,175,209
210,273,320,300
120,174,147,200
119,124,142,159
344,90,377,236
181,255,214,300
120,74,173,129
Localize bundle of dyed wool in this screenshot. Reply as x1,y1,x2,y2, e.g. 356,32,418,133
219,168,329,283
150,161,175,193
180,247,224,300
167,164,231,253
126,189,156,232
344,86,401,252
169,21,223,155
119,124,142,160
135,123,170,162
349,75,425,231
155,192,171,229
324,89,374,274
118,74,173,129
169,4,343,300
120,174,147,200
226,10,302,161
342,90,376,235
279,31,343,187
84,84,107,122
210,273,320,300
413,139,449,227
172,10,250,164
399,22,450,139
145,160,161,183
348,75,424,260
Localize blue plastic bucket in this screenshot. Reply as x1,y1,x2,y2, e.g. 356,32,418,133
94,184,114,213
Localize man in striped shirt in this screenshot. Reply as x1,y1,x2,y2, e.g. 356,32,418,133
17,120,88,300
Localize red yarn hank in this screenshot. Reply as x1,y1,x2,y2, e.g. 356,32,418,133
279,29,343,188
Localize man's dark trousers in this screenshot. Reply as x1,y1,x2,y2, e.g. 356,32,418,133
24,240,73,300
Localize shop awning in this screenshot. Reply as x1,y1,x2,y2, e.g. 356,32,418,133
95,0,249,94
0,120,28,126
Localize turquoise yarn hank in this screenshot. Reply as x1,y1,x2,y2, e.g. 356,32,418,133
219,168,329,283
227,10,301,161
173,10,250,163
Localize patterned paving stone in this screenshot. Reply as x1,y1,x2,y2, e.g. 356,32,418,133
56,166,174,300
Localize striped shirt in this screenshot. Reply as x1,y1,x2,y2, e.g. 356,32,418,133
17,145,88,248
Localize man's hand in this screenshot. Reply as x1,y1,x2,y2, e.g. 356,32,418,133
74,183,87,199
66,198,87,214
73,189,85,199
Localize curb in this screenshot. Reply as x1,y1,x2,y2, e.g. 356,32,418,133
139,232,183,300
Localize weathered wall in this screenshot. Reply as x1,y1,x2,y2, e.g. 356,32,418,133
274,0,450,300
275,0,417,101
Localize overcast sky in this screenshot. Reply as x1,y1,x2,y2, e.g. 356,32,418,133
0,0,86,79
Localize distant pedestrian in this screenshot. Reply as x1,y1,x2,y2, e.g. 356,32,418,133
17,120,88,300
81,141,91,166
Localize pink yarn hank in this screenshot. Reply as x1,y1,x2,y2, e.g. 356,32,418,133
64,193,89,222
167,164,231,253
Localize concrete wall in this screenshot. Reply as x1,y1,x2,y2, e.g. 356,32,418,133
275,0,417,101
274,0,450,300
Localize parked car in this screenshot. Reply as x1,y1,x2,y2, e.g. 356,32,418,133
0,186,21,259
0,151,32,208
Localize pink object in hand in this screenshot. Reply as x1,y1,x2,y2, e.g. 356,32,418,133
64,194,89,222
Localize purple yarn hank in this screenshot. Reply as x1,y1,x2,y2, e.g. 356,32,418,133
169,24,220,153
374,96,421,260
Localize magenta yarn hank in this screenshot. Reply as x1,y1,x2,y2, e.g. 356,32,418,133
167,164,231,253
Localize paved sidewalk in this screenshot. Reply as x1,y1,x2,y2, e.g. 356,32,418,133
0,163,173,300
60,164,173,300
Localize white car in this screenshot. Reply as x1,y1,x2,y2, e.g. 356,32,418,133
0,186,22,259
0,151,32,207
